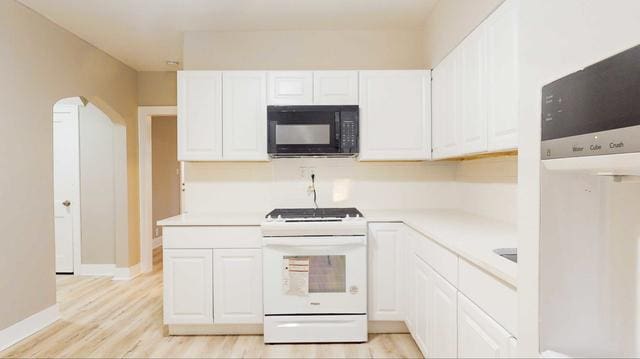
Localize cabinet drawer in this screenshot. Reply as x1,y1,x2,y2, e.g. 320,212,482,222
406,226,458,287
163,226,261,249
458,258,517,335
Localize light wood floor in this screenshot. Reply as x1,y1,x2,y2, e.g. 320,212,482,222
1,248,422,358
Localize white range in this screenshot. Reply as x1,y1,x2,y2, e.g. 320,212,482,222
260,208,368,344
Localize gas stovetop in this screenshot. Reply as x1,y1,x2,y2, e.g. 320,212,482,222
265,207,363,221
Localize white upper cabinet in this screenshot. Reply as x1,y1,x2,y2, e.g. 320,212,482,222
432,54,462,159
486,0,518,151
313,71,359,105
222,71,268,161
368,223,405,321
178,71,223,161
359,70,431,161
461,26,489,155
213,249,263,324
267,71,313,105
458,293,514,358
431,0,518,158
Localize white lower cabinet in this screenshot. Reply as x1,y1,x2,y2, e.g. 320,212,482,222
412,255,431,356
213,249,263,324
162,226,263,328
411,254,458,358
458,294,514,358
429,268,458,358
163,249,214,324
368,223,405,321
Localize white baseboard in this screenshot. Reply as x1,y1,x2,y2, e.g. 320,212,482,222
0,305,59,352
112,263,141,281
78,264,115,276
152,236,163,249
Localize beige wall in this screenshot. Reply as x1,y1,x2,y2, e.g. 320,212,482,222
0,0,138,330
152,116,180,239
183,30,425,70
422,0,504,67
138,71,177,106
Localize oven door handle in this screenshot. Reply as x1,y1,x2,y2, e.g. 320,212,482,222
263,237,365,247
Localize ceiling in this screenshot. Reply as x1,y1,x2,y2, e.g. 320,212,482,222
18,0,438,71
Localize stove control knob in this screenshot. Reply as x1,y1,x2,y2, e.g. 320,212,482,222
345,214,350,221
266,215,273,222
277,215,283,222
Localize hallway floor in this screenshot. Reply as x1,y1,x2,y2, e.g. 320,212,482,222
1,248,422,358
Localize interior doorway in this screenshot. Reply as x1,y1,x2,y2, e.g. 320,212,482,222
53,97,128,275
138,106,179,273
151,115,181,249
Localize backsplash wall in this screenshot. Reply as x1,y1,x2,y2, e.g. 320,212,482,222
454,155,518,223
183,158,459,213
182,156,518,224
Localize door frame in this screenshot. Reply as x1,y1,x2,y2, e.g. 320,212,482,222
53,102,82,274
138,106,178,273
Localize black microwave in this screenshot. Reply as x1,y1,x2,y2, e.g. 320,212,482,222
541,44,640,159
267,105,359,157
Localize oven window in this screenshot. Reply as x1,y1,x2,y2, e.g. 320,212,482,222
309,255,346,293
276,124,331,145
283,255,346,293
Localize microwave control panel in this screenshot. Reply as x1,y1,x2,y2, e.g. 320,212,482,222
340,111,359,153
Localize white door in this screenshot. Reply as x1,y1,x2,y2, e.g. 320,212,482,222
428,267,458,358
486,0,518,151
458,293,514,358
267,71,313,105
461,25,489,155
53,104,79,273
213,249,263,324
177,71,223,161
313,71,359,105
358,70,431,161
163,249,213,324
432,53,462,159
222,71,268,161
368,223,404,321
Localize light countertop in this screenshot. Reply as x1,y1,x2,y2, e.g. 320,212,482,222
157,208,517,287
363,209,517,287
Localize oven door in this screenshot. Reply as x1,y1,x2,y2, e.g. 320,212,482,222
267,108,340,155
262,236,367,315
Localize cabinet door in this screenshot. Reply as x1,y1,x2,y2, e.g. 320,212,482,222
486,0,518,151
429,268,458,358
368,223,404,321
432,55,461,159
313,71,358,105
163,249,213,324
412,254,432,357
178,71,223,161
222,71,268,161
458,293,514,358
461,26,489,155
213,249,263,324
267,71,313,105
359,70,431,161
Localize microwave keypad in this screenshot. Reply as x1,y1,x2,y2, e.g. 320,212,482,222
341,120,358,152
